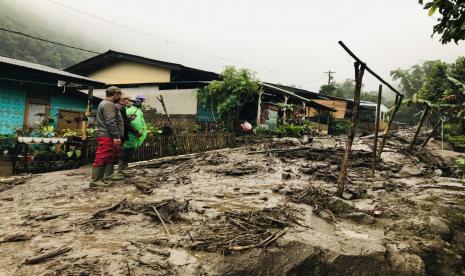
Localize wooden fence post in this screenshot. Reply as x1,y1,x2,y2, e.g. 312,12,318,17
337,62,366,197
409,105,430,149
421,119,442,148
377,95,403,159
372,84,382,176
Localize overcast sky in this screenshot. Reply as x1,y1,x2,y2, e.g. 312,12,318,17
18,0,465,97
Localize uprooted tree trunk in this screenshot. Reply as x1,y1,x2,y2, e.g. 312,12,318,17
336,62,366,197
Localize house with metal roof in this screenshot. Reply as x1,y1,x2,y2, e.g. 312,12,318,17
65,50,219,129
0,55,104,135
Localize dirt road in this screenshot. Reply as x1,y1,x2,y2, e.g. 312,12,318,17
0,135,464,275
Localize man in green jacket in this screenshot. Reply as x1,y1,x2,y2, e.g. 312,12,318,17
118,95,147,174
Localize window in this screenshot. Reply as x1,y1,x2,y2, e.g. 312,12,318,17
24,98,50,129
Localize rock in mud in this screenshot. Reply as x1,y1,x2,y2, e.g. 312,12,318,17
345,212,375,225
398,164,424,177
427,216,450,237
328,196,356,214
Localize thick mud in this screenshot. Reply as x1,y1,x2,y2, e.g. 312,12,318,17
0,134,464,275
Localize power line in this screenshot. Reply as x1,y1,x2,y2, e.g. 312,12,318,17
294,76,326,85
46,0,316,76
0,27,101,55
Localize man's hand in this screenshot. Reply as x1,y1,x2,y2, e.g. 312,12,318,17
113,138,122,145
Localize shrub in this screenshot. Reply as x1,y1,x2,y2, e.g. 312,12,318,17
276,123,318,137
449,136,465,152
329,118,350,136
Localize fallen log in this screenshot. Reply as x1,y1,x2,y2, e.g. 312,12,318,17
35,213,68,221
24,246,71,265
0,233,32,243
247,146,313,155
92,198,127,218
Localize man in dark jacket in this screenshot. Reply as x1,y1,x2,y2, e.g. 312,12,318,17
90,86,125,187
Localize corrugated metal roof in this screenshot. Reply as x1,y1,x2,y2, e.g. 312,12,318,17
0,55,103,85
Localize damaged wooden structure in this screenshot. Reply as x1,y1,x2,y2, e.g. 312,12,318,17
336,41,405,196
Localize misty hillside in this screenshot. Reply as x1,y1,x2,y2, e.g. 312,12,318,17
0,1,101,69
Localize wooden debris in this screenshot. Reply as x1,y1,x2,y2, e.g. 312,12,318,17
226,228,288,252
152,206,171,236
0,233,32,243
247,146,312,155
24,246,71,265
35,212,68,221
92,198,127,218
146,247,171,257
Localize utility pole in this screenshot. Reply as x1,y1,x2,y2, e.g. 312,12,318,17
324,70,336,85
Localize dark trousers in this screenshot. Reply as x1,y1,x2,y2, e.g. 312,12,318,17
118,147,135,163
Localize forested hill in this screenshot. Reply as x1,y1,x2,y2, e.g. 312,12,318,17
0,1,101,69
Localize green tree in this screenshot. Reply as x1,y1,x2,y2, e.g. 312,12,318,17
419,0,465,44
197,66,262,129
390,61,446,125
418,61,452,103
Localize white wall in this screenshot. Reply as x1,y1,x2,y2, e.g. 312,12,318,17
92,85,198,115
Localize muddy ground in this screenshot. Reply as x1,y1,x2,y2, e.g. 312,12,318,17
1,133,465,275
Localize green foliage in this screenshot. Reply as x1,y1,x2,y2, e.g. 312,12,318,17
454,157,465,180
418,61,452,103
0,2,101,69
197,66,262,128
419,0,465,44
276,123,317,137
146,122,162,137
329,118,350,136
449,136,465,152
391,61,440,98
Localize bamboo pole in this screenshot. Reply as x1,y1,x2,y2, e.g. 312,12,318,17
337,62,366,197
377,95,403,159
372,85,382,176
421,119,442,148
409,105,430,149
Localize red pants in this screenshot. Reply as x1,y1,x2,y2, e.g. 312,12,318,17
93,137,121,167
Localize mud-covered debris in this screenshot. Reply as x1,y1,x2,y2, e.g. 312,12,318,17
80,218,123,234
286,185,357,221
189,205,300,253
0,233,32,243
215,161,262,176
204,152,228,165
0,175,35,192
134,199,190,223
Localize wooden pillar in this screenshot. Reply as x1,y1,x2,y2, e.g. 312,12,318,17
409,105,430,149
81,86,93,141
372,85,382,176
283,95,289,123
337,62,366,197
302,101,306,120
421,119,442,148
377,95,402,159
256,91,262,126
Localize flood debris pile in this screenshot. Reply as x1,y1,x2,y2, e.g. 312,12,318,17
189,205,300,254
138,199,190,224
